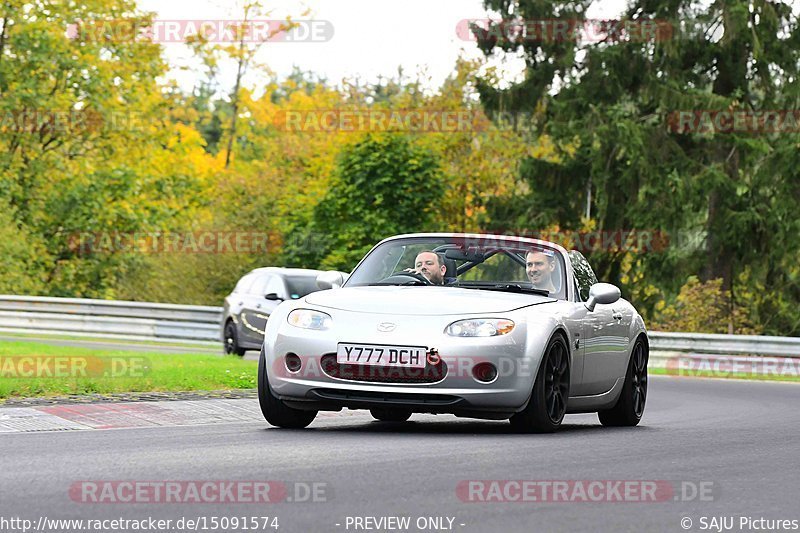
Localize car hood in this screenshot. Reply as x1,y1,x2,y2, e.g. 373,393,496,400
304,286,555,316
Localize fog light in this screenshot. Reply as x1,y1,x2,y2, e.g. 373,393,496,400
285,353,302,373
473,362,498,383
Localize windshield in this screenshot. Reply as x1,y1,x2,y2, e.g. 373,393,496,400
345,236,567,299
284,276,321,299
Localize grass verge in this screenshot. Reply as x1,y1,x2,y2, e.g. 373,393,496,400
0,339,256,400
650,366,800,382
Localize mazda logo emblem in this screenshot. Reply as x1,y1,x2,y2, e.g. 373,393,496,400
377,322,396,332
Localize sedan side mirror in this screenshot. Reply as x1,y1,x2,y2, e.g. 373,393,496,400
585,283,621,312
264,293,284,301
316,270,344,290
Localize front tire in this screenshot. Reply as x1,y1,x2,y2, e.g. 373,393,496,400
370,409,412,422
224,320,246,356
258,346,317,428
510,334,570,433
598,337,648,427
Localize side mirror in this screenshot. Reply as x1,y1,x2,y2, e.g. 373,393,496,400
585,283,621,312
264,293,284,301
316,270,344,290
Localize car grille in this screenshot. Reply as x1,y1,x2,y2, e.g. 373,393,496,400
320,354,447,384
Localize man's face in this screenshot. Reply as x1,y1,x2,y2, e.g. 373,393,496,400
415,252,445,285
526,251,555,289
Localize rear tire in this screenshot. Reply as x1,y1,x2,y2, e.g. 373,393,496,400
370,409,412,422
224,320,246,356
510,334,570,433
598,338,648,427
258,346,317,428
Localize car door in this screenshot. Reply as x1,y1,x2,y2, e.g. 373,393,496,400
583,299,629,394
564,280,588,397
241,274,288,346
568,251,627,395
259,275,289,337
606,300,634,380
228,272,257,337
239,274,272,346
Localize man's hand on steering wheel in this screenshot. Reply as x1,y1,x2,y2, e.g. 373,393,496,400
395,269,432,285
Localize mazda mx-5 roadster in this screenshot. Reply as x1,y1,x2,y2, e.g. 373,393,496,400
257,233,649,433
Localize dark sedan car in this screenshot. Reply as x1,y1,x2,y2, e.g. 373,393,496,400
222,267,345,355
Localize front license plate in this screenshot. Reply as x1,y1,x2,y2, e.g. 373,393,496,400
336,343,427,368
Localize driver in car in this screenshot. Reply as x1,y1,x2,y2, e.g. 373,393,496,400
405,251,447,285
525,248,557,293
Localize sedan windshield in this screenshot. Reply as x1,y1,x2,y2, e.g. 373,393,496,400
284,276,321,299
345,236,566,299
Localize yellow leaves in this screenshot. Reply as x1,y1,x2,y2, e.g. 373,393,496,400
167,123,202,148
527,133,576,164
579,217,597,232
649,277,761,334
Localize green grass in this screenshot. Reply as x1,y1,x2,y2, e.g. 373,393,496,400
0,340,257,400
650,366,800,382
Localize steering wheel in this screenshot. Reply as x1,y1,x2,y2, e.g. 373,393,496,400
378,271,433,285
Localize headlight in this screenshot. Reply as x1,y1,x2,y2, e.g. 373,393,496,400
287,309,332,330
445,318,515,337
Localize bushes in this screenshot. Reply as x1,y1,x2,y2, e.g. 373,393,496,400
0,207,48,295
650,276,760,335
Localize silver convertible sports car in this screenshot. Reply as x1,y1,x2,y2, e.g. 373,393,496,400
258,233,649,433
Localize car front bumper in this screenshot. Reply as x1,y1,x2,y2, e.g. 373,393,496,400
263,310,548,417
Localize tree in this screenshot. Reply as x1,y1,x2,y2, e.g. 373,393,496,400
473,0,800,334
0,201,48,294
0,0,212,298
187,1,305,168
284,133,445,271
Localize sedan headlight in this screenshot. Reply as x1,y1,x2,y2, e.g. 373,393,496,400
287,309,332,330
445,318,515,337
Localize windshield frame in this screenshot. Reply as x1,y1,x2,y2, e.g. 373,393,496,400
343,234,571,300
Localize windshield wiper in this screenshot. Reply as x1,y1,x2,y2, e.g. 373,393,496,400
453,283,550,296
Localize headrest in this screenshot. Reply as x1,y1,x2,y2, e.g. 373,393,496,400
443,257,457,278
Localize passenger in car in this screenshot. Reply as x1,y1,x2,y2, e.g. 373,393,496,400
525,249,557,293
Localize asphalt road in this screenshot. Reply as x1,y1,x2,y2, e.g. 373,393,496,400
0,376,798,533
